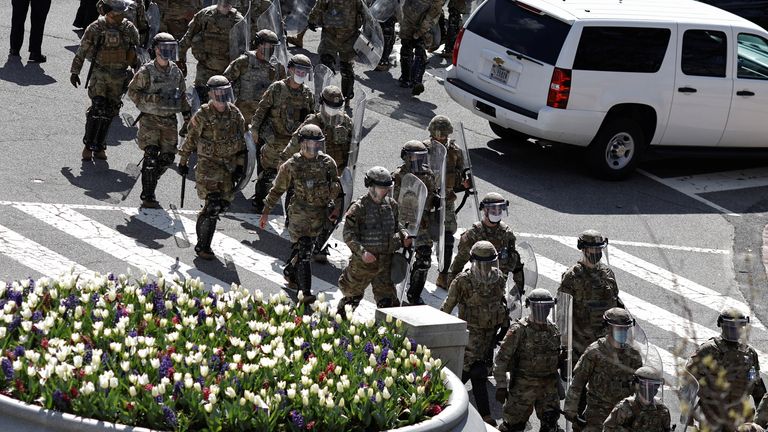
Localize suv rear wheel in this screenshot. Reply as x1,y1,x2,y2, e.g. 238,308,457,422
489,121,529,143
587,118,645,180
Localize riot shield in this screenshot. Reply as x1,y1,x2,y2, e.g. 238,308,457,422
185,85,201,115
645,344,666,404
428,143,447,271
556,291,573,385
235,131,258,192
344,89,367,211
353,3,384,68
230,10,251,61
313,64,340,108
284,0,314,35
370,0,398,22
145,2,161,49
508,241,537,321
136,47,152,65
678,370,699,430
395,174,428,302
256,1,289,74
455,122,482,222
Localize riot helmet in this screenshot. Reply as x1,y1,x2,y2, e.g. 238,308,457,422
101,0,132,14
577,229,608,266
400,140,429,174
364,166,394,202
525,288,556,324
288,54,313,85
603,307,635,348
152,32,178,61
634,366,663,405
428,115,454,143
207,75,235,106
298,124,325,159
470,241,499,281
320,85,344,123
717,306,750,342
479,192,509,225
253,29,278,60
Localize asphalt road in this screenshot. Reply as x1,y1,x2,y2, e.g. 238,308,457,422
2,1,768,429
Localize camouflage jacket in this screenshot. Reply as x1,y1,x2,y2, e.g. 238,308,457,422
756,392,768,428
423,138,465,200
308,0,365,41
493,317,561,388
179,6,244,71
156,0,202,22
686,336,761,406
343,194,405,256
399,0,442,40
179,103,246,167
603,395,672,432
250,78,315,140
449,221,522,277
280,113,353,171
71,16,140,74
264,153,341,214
128,59,190,116
440,268,506,330
564,337,643,413
97,0,149,43
223,52,285,103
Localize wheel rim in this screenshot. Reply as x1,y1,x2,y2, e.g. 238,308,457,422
604,132,635,170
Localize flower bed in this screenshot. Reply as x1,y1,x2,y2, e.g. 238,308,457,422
0,273,451,431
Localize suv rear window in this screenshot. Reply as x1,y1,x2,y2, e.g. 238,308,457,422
573,27,671,73
466,0,571,65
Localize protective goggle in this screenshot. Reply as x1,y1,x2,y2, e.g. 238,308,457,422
720,317,749,342
405,150,429,174
209,85,235,104
156,41,178,61
301,137,326,158
637,378,663,404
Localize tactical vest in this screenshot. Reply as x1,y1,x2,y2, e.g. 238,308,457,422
322,0,359,29
290,155,336,207
264,80,314,138
623,398,670,431
465,221,516,272
95,18,135,69
192,7,240,70
315,114,352,169
700,338,759,402
515,321,561,379
457,270,506,329
195,104,244,161
588,340,642,405
139,62,185,116
235,53,278,102
156,0,198,20
570,263,618,339
357,196,397,254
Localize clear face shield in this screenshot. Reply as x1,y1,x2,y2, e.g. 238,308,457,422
636,377,663,405
156,41,179,61
721,317,750,342
257,43,275,61
609,323,634,348
405,150,429,174
290,64,313,85
209,84,235,105
482,201,508,224
300,137,326,159
217,0,232,14
529,300,556,324
368,185,392,202
320,103,343,126
470,256,499,281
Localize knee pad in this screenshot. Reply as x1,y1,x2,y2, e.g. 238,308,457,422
414,246,432,270
320,54,336,72
89,96,110,118
203,193,228,217
540,411,560,432
159,152,175,167
339,61,354,78
143,145,161,168
297,236,314,260
106,100,122,118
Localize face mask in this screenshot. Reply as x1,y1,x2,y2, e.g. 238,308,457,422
488,212,502,224
611,326,630,345
585,250,602,265
292,73,307,85
322,105,342,118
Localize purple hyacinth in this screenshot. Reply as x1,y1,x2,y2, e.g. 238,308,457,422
162,405,178,427
378,347,389,365
173,381,183,397
153,291,166,316
141,282,156,297
90,293,99,305
31,311,43,322
13,346,25,358
128,330,138,338
289,410,305,429
339,336,349,349
207,292,217,308
63,294,79,310
83,348,93,364
6,290,22,306
155,395,164,403
158,355,172,380
364,341,374,356
7,316,21,333
345,351,353,362
107,273,117,281
52,389,69,411
1,358,14,380
377,379,385,391
197,309,206,325
382,336,392,349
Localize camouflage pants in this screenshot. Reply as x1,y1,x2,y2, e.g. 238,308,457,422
194,157,235,201
137,113,178,153
444,198,457,233
464,325,496,371
235,100,259,125
193,62,225,87
503,376,560,426
317,33,357,63
286,203,326,242
261,134,291,171
338,253,398,304
88,68,132,115
583,399,616,432
699,401,752,432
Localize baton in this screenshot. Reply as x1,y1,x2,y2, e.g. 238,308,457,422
180,173,186,208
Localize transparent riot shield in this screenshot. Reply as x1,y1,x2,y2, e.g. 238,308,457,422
312,64,340,108
353,3,384,68
556,291,574,432
146,2,161,49
455,121,482,222
284,0,315,35
428,143,446,271
369,0,398,22
678,370,699,431
344,89,367,211
185,85,201,115
230,10,251,61
235,131,257,192
257,1,289,74
395,173,428,303
644,344,666,404
509,241,537,321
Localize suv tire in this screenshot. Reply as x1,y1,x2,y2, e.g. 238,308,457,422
489,121,529,143
587,118,645,180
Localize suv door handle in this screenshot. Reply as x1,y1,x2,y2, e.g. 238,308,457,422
678,87,697,93
737,90,755,96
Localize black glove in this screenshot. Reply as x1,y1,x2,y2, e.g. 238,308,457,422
232,165,245,186
495,388,507,404
178,164,189,176
307,22,318,32
431,195,442,210
179,121,188,137
176,59,187,77
70,73,81,88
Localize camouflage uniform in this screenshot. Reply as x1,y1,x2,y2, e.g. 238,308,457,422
308,0,366,101
127,50,190,206
70,15,140,160
281,112,353,172
439,0,467,57
757,394,768,429
223,50,286,121
686,336,762,432
494,316,562,431
178,5,244,96
98,0,150,45
398,0,442,94
603,395,672,432
156,0,203,41
448,221,523,288
250,77,315,212
558,262,620,362
564,337,643,432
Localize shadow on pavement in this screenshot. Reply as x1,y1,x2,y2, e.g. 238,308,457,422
60,163,140,202
0,56,56,86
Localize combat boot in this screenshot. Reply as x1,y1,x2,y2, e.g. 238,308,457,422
94,148,108,160
482,416,496,426
412,82,425,96
375,61,390,71
81,146,93,161
435,272,449,289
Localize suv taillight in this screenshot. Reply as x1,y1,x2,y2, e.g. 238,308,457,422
547,67,571,109
452,27,465,66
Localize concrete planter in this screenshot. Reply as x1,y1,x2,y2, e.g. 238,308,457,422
0,369,493,432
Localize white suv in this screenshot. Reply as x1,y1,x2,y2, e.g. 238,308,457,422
444,0,768,179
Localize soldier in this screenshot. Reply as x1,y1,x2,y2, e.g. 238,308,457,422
98,0,150,46
445,192,524,292
756,393,768,429
257,124,341,301
424,115,469,288
280,85,353,261
494,288,562,432
156,0,202,42
127,32,191,208
440,240,507,425
70,0,141,162
563,307,643,432
398,0,441,95
686,306,765,432
306,0,366,107
437,0,466,59
250,53,315,213
223,29,286,121
602,366,671,432
177,0,244,102
393,140,440,306
558,229,620,362
177,75,247,260
374,9,396,71
336,166,412,317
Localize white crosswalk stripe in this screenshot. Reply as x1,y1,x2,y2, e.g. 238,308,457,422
0,223,93,279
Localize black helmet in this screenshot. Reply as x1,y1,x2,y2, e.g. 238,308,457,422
577,229,608,250
364,166,394,187
101,0,132,13
717,306,749,342
525,288,556,324
206,75,234,104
